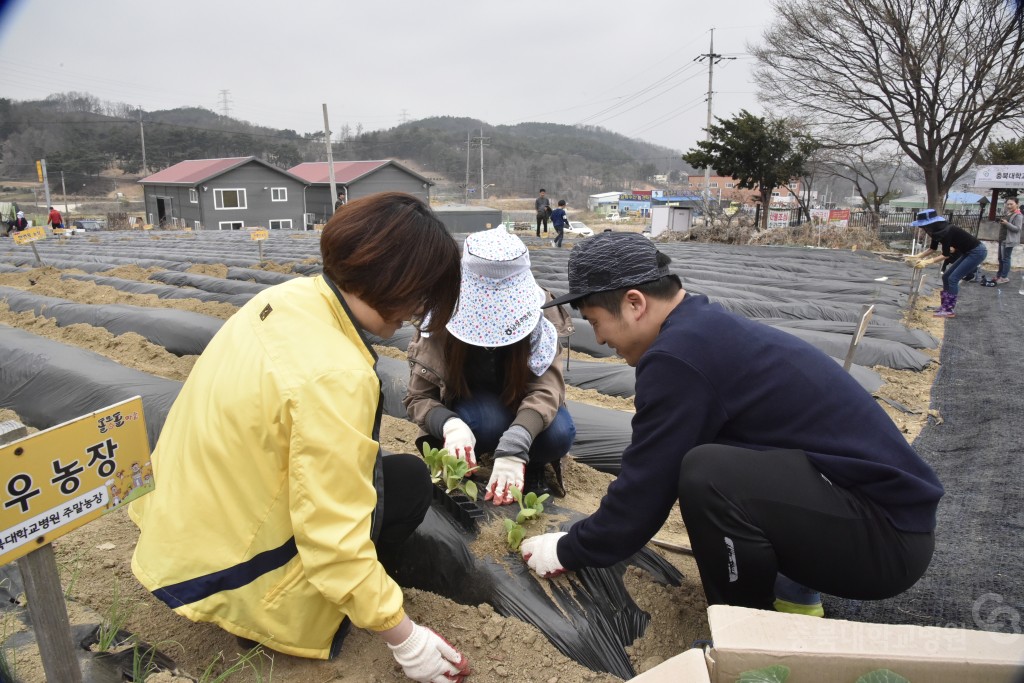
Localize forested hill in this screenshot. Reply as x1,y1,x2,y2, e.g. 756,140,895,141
0,94,695,200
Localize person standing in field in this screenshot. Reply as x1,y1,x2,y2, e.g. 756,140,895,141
130,192,471,682
995,197,1021,284
550,199,570,248
520,232,942,619
535,188,551,237
47,206,63,230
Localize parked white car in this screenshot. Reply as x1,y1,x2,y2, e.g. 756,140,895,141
606,213,622,222
566,221,593,237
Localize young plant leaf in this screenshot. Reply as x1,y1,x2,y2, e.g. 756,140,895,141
516,508,538,524
524,491,538,508
463,480,478,501
855,670,910,683
510,486,523,507
503,518,525,551
737,665,790,683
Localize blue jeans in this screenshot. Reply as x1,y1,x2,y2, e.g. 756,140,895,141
997,244,1014,279
453,391,575,465
554,225,565,247
942,243,987,295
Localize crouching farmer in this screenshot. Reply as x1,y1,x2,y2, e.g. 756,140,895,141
521,232,943,618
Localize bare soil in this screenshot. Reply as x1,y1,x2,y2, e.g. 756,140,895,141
0,257,942,682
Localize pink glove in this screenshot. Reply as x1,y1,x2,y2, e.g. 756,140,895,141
387,622,470,683
484,456,525,505
442,418,477,467
522,531,568,578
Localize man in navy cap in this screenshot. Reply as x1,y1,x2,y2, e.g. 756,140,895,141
521,232,943,617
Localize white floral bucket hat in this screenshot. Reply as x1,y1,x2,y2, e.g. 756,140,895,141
446,227,558,374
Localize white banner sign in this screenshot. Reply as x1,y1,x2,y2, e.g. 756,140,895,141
974,165,1024,188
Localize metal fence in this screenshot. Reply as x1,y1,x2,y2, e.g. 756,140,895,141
767,208,982,240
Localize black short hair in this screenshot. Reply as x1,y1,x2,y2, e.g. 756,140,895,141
539,189,546,193
574,252,681,316
557,200,566,206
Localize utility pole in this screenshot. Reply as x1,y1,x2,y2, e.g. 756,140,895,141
139,107,147,176
323,104,339,212
465,131,471,204
60,171,69,222
400,109,410,124
475,127,490,202
37,159,52,215
695,29,735,207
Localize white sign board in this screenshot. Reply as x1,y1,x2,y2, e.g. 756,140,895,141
974,165,1024,188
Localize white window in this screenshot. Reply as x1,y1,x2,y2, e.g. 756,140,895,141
269,219,293,230
271,187,287,202
189,188,199,203
218,221,244,230
304,212,316,227
193,220,201,230
709,182,719,188
726,183,735,188
214,188,247,210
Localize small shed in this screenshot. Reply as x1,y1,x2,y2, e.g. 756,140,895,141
432,205,502,234
139,157,308,230
289,160,433,225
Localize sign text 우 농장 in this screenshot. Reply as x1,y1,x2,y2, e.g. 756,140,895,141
0,397,151,566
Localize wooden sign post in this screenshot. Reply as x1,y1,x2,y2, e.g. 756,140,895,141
251,228,269,262
0,397,152,683
12,226,47,266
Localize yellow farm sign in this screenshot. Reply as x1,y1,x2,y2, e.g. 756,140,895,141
12,227,46,245
0,397,151,566
52,228,67,236
250,229,269,241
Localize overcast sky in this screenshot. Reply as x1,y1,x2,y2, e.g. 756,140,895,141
0,0,774,154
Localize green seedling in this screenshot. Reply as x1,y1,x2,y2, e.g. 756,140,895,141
96,578,138,652
509,486,550,524
503,519,526,551
198,641,274,682
420,443,479,501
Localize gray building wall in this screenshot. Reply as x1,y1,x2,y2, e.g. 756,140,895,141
143,161,307,230
434,208,502,234
305,165,431,225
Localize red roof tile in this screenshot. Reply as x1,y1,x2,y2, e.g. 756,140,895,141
288,160,394,184
140,157,253,185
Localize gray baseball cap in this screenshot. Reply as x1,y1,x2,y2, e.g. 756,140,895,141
542,232,670,308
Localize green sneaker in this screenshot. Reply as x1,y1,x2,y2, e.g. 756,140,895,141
774,598,825,618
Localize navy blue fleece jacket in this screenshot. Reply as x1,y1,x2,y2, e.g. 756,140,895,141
557,294,943,570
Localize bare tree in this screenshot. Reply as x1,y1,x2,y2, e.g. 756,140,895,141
752,0,1024,211
823,146,907,227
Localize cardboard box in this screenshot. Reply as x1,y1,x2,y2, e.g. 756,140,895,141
632,606,1024,683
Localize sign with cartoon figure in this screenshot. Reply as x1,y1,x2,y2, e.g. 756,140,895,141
0,397,151,566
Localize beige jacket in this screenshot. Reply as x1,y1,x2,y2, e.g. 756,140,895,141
404,293,573,440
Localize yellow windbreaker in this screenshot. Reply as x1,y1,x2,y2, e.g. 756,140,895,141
130,275,403,659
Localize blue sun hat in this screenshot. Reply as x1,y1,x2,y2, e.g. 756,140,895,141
446,227,557,374
910,208,945,227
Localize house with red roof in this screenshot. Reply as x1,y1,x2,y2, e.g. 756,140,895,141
289,160,433,223
139,157,309,230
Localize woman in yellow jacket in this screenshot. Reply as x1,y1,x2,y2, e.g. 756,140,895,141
131,193,470,682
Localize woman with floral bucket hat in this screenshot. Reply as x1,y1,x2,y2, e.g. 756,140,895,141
905,208,987,318
404,226,576,505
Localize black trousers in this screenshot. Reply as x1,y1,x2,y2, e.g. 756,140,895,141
536,214,549,235
376,453,433,575
677,444,934,610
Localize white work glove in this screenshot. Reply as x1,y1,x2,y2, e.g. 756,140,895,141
442,417,477,468
388,622,470,683
522,531,568,578
485,457,526,506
